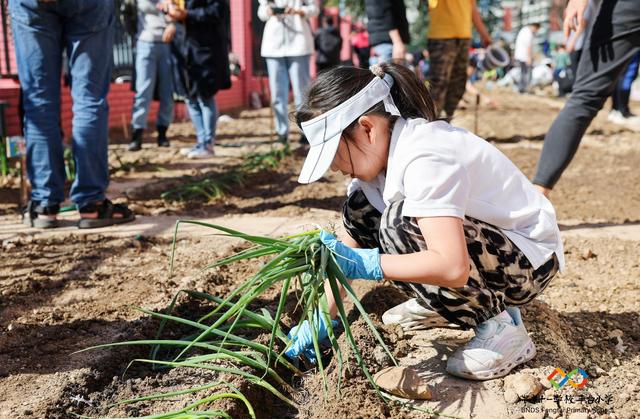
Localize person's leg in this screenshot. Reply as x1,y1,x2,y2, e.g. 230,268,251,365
426,39,457,117
186,97,205,144
533,31,640,192
131,41,157,131
63,0,114,209
156,43,175,127
378,202,557,328
288,54,311,110
128,40,156,150
618,52,640,116
342,189,383,250
265,57,290,140
611,82,622,112
443,39,470,119
378,201,559,379
185,96,216,158
517,61,530,93
10,0,65,220
156,41,174,145
199,95,217,146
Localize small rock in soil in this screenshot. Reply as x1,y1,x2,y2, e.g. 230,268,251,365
504,373,543,401
608,329,624,338
581,249,596,260
584,338,597,348
373,345,392,367
503,388,519,403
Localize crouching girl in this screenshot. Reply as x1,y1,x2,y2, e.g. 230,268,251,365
285,63,564,380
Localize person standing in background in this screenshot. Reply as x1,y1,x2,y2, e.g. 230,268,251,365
514,23,541,94
315,15,343,73
128,0,176,152
258,0,318,145
351,23,370,68
533,0,640,197
364,0,410,65
161,0,231,159
427,0,492,119
12,0,135,229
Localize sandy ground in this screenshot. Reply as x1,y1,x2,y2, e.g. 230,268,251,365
1,88,639,419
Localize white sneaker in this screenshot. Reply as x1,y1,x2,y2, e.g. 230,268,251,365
187,145,215,159
382,298,458,331
446,307,536,380
608,110,626,124
180,146,198,156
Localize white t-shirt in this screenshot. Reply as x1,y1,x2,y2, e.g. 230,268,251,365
514,26,534,63
348,118,565,271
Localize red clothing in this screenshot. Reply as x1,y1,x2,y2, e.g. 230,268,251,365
351,31,369,49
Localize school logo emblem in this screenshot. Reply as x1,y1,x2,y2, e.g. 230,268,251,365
547,367,589,389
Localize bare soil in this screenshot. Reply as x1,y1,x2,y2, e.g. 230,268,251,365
1,88,639,418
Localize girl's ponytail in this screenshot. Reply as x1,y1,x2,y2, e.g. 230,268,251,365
378,62,437,121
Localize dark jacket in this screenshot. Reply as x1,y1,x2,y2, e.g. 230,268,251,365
314,26,342,66
180,0,231,99
364,0,410,47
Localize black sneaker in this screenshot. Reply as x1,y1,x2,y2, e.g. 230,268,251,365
22,201,60,229
128,128,144,151
157,125,170,147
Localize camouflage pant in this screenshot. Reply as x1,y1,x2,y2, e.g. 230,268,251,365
427,38,470,118
342,190,560,329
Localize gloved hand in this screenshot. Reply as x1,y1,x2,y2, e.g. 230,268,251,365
320,230,384,281
285,315,338,364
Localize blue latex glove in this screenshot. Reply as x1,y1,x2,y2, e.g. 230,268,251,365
285,316,338,364
320,230,384,281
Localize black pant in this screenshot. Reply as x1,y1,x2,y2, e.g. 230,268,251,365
533,1,640,189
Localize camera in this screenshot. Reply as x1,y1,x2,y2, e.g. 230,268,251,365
271,6,286,14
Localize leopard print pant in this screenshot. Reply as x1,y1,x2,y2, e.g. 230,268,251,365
343,190,559,329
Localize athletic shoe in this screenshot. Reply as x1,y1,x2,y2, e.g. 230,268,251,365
382,298,458,331
608,110,626,124
180,146,198,156
187,145,215,159
446,307,536,380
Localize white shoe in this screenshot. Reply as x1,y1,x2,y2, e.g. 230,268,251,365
180,146,198,156
446,307,536,380
187,145,215,159
382,298,458,331
608,110,626,124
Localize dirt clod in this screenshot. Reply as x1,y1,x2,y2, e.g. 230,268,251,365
504,373,543,401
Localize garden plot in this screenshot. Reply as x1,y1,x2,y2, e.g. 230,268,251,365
1,89,639,418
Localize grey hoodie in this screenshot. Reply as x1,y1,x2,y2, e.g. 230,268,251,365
137,0,168,43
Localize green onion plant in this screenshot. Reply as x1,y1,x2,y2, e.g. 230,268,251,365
78,221,396,417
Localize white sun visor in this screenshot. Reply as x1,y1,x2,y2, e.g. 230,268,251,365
298,73,400,184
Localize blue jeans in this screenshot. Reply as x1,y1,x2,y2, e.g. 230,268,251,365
186,95,217,146
131,40,174,129
371,43,393,65
10,0,114,209
265,55,311,137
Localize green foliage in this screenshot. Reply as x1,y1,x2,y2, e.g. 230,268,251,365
161,147,290,203
64,148,76,181
79,224,397,417
324,0,365,18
